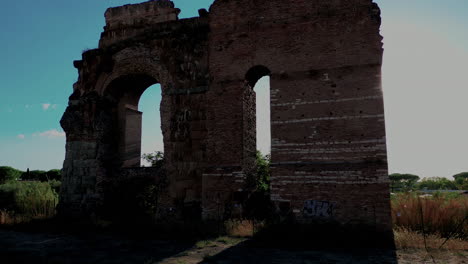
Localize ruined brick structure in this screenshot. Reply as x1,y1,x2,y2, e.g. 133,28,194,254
60,0,391,233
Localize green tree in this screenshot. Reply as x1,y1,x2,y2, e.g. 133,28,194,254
256,151,270,192
21,170,47,181
0,166,23,184
142,151,164,169
417,177,458,190
46,169,62,181
452,172,468,190
389,173,420,192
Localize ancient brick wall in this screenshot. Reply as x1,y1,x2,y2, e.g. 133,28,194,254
60,0,391,234
60,1,210,219
207,0,390,231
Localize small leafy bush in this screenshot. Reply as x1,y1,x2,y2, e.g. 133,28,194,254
142,151,164,169
256,151,270,193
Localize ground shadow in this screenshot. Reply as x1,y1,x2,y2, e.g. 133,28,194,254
204,240,398,264
204,223,398,264
0,228,194,264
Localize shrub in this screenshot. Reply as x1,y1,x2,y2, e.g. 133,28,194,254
255,151,270,193
21,170,47,181
453,172,468,190
48,180,61,194
47,169,62,181
142,151,164,169
0,166,23,184
391,193,467,239
0,181,59,218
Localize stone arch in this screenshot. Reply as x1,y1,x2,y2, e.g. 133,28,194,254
96,58,173,96
97,55,172,168
245,65,271,88
242,65,272,173
102,73,160,168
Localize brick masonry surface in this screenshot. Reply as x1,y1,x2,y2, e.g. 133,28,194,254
59,0,392,234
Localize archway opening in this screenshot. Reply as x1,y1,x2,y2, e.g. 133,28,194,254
244,65,271,194
245,65,272,157
104,74,162,168
253,76,271,156
139,84,164,167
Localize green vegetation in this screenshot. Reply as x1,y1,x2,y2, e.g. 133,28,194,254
195,240,215,249
390,172,468,192
255,151,270,193
20,169,62,181
0,181,59,219
389,173,420,192
142,151,164,169
0,166,23,184
417,177,458,190
453,172,468,190
0,165,61,224
141,150,270,192
45,169,62,181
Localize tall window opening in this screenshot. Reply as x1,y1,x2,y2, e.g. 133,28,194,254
245,65,272,157
243,65,271,192
253,76,271,155
139,84,163,167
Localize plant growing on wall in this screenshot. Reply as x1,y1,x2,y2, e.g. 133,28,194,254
142,151,164,169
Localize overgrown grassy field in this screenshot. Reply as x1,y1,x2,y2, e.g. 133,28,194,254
0,181,59,224
391,192,467,240
0,181,466,252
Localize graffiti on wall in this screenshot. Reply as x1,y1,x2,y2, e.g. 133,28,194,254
303,200,334,218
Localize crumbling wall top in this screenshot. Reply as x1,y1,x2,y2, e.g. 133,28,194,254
104,0,180,31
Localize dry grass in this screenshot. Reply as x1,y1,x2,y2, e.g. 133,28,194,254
394,228,468,250
224,220,255,237
392,193,468,239
395,228,468,264
0,210,54,225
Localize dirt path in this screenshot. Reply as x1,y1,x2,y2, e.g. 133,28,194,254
0,229,465,264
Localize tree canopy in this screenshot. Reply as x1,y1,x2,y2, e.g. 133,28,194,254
389,173,420,192
0,166,23,184
417,177,458,190
453,172,468,190
20,169,62,181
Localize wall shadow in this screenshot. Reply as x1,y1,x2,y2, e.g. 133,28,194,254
205,240,398,264
205,223,398,264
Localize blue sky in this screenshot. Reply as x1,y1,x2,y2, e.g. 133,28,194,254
1,0,468,179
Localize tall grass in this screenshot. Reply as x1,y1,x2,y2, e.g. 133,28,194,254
391,193,467,239
0,181,59,223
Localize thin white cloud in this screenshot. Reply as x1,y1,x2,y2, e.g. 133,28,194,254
17,134,25,139
37,129,65,138
42,103,51,110
51,104,57,110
